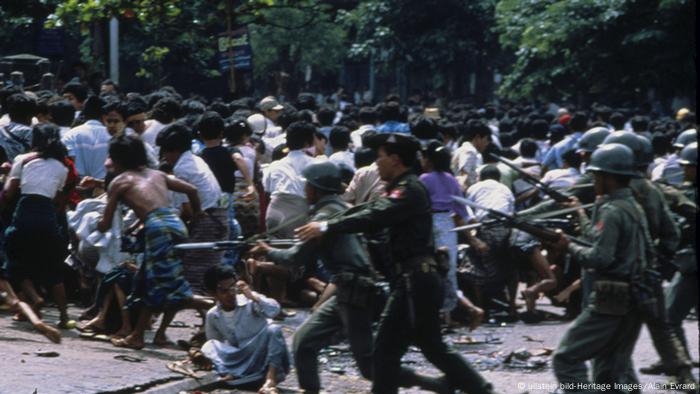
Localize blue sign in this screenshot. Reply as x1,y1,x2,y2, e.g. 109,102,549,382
218,26,252,72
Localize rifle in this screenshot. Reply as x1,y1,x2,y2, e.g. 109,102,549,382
487,152,570,203
451,195,593,247
174,238,299,251
451,202,595,232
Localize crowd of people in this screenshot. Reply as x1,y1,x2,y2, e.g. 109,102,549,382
0,77,697,393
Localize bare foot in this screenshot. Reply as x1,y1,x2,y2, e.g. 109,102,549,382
78,316,106,332
111,335,144,350
35,322,61,344
521,289,537,312
112,327,132,339
467,306,485,331
153,334,174,347
258,379,279,394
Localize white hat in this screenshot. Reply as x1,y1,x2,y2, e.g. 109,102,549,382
260,96,284,111
247,113,267,135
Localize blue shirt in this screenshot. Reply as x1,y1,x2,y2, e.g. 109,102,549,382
542,132,583,169
376,121,410,134
62,120,111,179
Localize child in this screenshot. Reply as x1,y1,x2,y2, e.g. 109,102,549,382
201,265,289,394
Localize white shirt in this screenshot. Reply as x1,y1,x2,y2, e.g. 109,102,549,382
10,153,68,198
541,167,580,189
651,153,683,185
451,141,482,187
173,151,223,210
61,119,110,179
263,150,318,198
329,150,355,170
512,156,542,178
350,124,375,149
465,179,514,221
141,119,168,149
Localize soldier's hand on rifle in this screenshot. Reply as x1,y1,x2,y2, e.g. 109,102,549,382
295,221,325,241
470,238,490,255
249,241,271,257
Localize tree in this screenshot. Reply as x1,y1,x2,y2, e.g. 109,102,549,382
495,0,696,104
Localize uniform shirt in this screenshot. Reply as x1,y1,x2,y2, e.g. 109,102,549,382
327,171,434,264
61,119,111,179
263,150,317,198
464,179,514,221
0,122,33,162
451,141,481,187
542,132,583,169
570,188,649,278
267,195,371,278
419,171,468,219
329,150,355,170
341,162,385,205
629,177,680,254
173,150,223,210
541,167,580,189
10,153,68,198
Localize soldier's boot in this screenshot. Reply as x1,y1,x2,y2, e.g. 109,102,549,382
669,368,698,394
639,360,669,375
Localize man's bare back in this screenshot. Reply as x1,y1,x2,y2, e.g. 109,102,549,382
98,166,201,232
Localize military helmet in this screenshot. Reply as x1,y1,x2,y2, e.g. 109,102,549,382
302,160,344,193
576,127,611,153
635,134,654,168
678,142,697,166
673,129,697,149
603,131,644,168
586,143,638,177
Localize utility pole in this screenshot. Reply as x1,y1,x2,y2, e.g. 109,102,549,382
109,17,119,83
225,0,236,94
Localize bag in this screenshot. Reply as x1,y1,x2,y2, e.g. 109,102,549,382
591,280,631,315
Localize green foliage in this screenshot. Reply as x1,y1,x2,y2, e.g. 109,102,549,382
495,0,696,101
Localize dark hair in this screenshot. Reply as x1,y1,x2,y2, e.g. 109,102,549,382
124,97,148,118
630,116,649,132
296,109,314,123
358,106,376,124
519,138,538,158
380,101,401,122
329,126,351,150
317,106,336,126
82,95,105,119
464,119,491,140
203,264,238,293
296,92,317,111
561,149,582,169
423,141,451,173
410,115,438,140
609,112,626,130
568,112,589,132
651,132,671,156
181,99,206,116
157,123,193,153
531,119,549,139
102,98,127,119
277,105,300,129
272,143,289,161
7,93,37,122
101,79,119,92
479,164,501,182
224,118,252,145
109,134,148,170
208,100,232,118
285,121,315,150
62,82,88,102
0,86,22,115
152,97,181,123
354,147,376,168
197,111,225,140
32,123,66,162
382,143,417,168
48,99,76,127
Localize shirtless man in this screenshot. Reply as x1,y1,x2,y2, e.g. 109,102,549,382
97,135,212,349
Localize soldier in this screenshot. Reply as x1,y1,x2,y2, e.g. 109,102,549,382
296,133,494,394
551,143,649,390
601,132,695,385
642,142,699,379
252,161,448,393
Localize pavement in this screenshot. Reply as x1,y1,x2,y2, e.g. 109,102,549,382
1,296,698,394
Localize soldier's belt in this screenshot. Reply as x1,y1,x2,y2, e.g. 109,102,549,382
332,272,374,286
402,255,438,274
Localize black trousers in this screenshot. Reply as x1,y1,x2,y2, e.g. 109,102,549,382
372,270,492,394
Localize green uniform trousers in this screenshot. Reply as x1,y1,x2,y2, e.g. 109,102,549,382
666,271,699,358
554,307,643,393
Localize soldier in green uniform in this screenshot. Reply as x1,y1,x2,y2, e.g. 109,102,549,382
296,133,494,394
602,132,695,385
252,161,448,393
551,143,648,392
642,142,699,378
